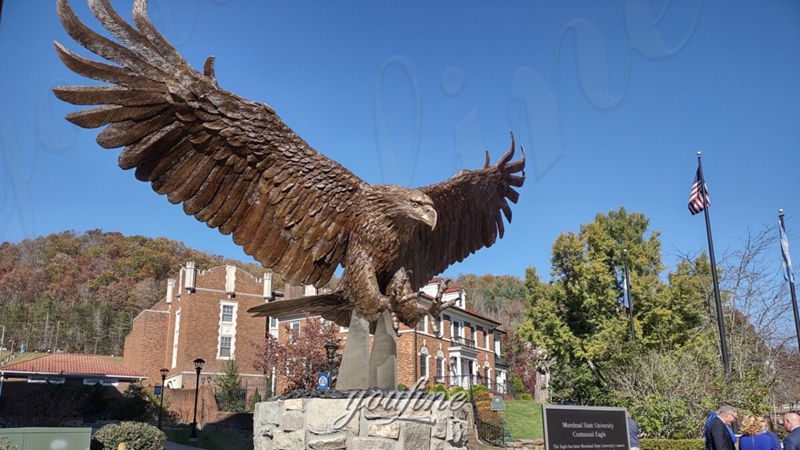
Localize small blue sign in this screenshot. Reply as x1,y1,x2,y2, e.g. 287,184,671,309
154,385,163,395
491,395,506,410
317,372,329,390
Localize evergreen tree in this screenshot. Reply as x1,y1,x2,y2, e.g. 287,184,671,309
214,359,245,412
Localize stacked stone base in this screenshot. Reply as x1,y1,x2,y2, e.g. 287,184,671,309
254,394,476,450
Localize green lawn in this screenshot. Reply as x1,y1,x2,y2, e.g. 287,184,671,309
165,428,253,450
500,400,544,440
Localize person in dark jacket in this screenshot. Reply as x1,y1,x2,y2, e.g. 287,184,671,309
783,412,800,450
704,404,738,450
627,411,641,450
738,414,780,450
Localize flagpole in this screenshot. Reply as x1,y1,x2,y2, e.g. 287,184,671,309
697,152,730,375
778,209,800,350
623,249,635,343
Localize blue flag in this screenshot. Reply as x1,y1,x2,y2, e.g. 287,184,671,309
780,220,795,284
620,272,631,309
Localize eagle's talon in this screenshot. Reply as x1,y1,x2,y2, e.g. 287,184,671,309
390,311,401,336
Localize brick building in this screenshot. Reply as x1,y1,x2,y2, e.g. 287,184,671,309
400,281,508,393
124,262,510,398
268,280,510,394
123,262,276,392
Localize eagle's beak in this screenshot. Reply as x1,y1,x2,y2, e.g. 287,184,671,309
422,206,437,231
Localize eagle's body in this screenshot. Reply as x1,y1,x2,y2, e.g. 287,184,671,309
54,0,525,385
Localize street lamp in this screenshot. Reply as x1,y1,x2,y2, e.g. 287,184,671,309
324,341,338,389
189,358,205,440
158,368,168,429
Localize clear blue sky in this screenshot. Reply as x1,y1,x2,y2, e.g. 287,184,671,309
0,0,798,282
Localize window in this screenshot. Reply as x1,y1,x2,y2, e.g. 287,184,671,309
418,316,427,333
219,335,232,358
269,317,279,338
289,320,300,343
452,321,462,339
222,305,234,323
436,357,444,380
436,316,443,337
419,354,428,380
484,331,490,349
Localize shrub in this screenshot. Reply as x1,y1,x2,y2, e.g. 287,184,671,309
473,389,492,404
474,398,502,428
471,384,489,396
426,384,449,399
0,435,19,450
640,439,704,450
449,386,470,402
518,393,533,401
113,383,161,422
91,421,166,450
250,387,263,410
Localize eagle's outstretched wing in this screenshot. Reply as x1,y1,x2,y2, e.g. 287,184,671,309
402,135,525,290
53,0,364,287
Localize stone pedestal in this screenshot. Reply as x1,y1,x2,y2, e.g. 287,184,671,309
253,392,476,450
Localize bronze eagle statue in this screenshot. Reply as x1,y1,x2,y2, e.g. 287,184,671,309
54,0,525,389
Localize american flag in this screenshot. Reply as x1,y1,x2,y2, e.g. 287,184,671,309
688,167,710,215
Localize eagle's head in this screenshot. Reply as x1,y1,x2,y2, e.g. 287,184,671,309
407,191,437,230
369,186,437,231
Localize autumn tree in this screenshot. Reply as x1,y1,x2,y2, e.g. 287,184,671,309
255,316,342,394
458,273,528,329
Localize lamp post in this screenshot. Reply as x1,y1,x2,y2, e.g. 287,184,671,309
189,358,204,440
324,341,338,389
157,368,168,429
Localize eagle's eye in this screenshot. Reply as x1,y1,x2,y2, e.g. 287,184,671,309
411,201,419,208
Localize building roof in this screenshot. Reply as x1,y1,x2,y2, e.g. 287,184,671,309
0,353,147,380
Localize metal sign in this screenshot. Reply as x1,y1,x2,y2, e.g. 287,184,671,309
491,395,506,410
154,385,162,395
543,405,628,450
317,372,329,390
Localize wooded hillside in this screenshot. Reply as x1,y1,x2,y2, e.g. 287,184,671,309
0,230,282,356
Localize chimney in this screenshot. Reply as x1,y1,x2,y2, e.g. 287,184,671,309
263,273,273,301
225,265,236,297
184,261,196,292
166,278,175,304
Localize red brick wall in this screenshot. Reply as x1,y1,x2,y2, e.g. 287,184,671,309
123,308,168,386
124,264,272,391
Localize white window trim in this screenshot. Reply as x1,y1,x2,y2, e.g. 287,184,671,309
171,308,181,369
419,353,430,381
436,356,445,379
220,301,238,324
218,301,238,359
218,334,233,359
